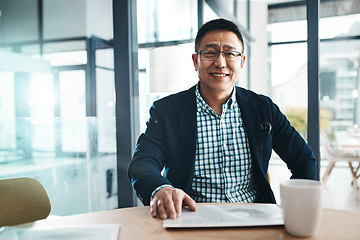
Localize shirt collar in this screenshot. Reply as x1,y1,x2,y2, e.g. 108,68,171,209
228,87,236,109
195,84,212,114
195,83,236,112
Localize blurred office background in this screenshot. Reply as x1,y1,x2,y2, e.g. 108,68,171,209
0,0,359,215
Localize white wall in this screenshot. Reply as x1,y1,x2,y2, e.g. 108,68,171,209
0,0,39,43
0,0,113,43
86,0,113,40
249,1,269,95
43,0,87,40
44,0,113,40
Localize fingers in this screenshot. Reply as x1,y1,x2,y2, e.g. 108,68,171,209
150,187,196,220
150,187,174,219
150,198,158,218
173,191,184,218
152,187,177,220
157,198,172,219
173,191,196,218
183,194,197,211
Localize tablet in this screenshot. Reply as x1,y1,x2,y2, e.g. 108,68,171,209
163,204,284,228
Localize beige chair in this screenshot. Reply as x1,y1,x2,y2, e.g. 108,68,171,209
0,177,51,226
321,132,360,193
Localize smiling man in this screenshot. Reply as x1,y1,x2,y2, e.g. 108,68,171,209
192,29,245,116
128,18,316,220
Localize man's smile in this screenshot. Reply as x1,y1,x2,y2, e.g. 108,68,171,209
211,73,229,77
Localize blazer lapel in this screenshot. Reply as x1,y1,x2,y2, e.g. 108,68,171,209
236,88,263,160
178,88,197,163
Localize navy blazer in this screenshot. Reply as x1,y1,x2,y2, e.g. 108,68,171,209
128,85,316,205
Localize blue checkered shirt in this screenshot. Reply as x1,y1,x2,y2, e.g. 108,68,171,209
190,85,256,203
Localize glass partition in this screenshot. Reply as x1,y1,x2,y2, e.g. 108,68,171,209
270,42,308,137
137,0,197,43
0,117,117,215
318,14,360,156
268,3,360,196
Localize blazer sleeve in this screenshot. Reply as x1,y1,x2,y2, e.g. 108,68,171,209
265,97,317,179
128,102,172,205
239,88,316,203
128,86,197,205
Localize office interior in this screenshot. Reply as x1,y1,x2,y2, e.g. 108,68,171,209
0,0,359,215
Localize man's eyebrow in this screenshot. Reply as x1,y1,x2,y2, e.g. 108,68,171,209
204,43,219,49
204,44,236,50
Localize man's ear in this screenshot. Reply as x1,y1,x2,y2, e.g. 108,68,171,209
240,55,246,69
192,53,198,71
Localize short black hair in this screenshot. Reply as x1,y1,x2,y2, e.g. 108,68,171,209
195,18,244,53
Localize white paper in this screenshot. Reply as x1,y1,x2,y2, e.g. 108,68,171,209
0,224,120,240
163,204,284,228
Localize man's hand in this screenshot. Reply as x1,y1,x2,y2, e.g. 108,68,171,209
150,187,197,220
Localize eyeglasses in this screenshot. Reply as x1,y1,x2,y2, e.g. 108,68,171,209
196,50,242,61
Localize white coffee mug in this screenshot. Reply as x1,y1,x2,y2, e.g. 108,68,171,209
280,179,323,237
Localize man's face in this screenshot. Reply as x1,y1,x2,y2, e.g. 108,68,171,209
192,30,245,96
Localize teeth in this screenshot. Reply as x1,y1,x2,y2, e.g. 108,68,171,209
212,74,227,77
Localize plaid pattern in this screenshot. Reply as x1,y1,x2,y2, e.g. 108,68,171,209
190,85,256,203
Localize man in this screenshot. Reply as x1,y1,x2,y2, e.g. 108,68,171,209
128,18,316,220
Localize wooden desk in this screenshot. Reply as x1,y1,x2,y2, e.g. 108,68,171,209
27,204,360,240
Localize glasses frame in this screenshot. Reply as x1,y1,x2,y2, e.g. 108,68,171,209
196,50,243,61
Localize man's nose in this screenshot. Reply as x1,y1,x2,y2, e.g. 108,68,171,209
213,53,227,68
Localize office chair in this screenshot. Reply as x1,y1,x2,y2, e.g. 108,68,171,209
0,177,51,226
321,132,360,189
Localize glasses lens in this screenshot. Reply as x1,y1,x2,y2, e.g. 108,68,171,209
199,50,241,60
201,51,218,60
223,51,240,59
